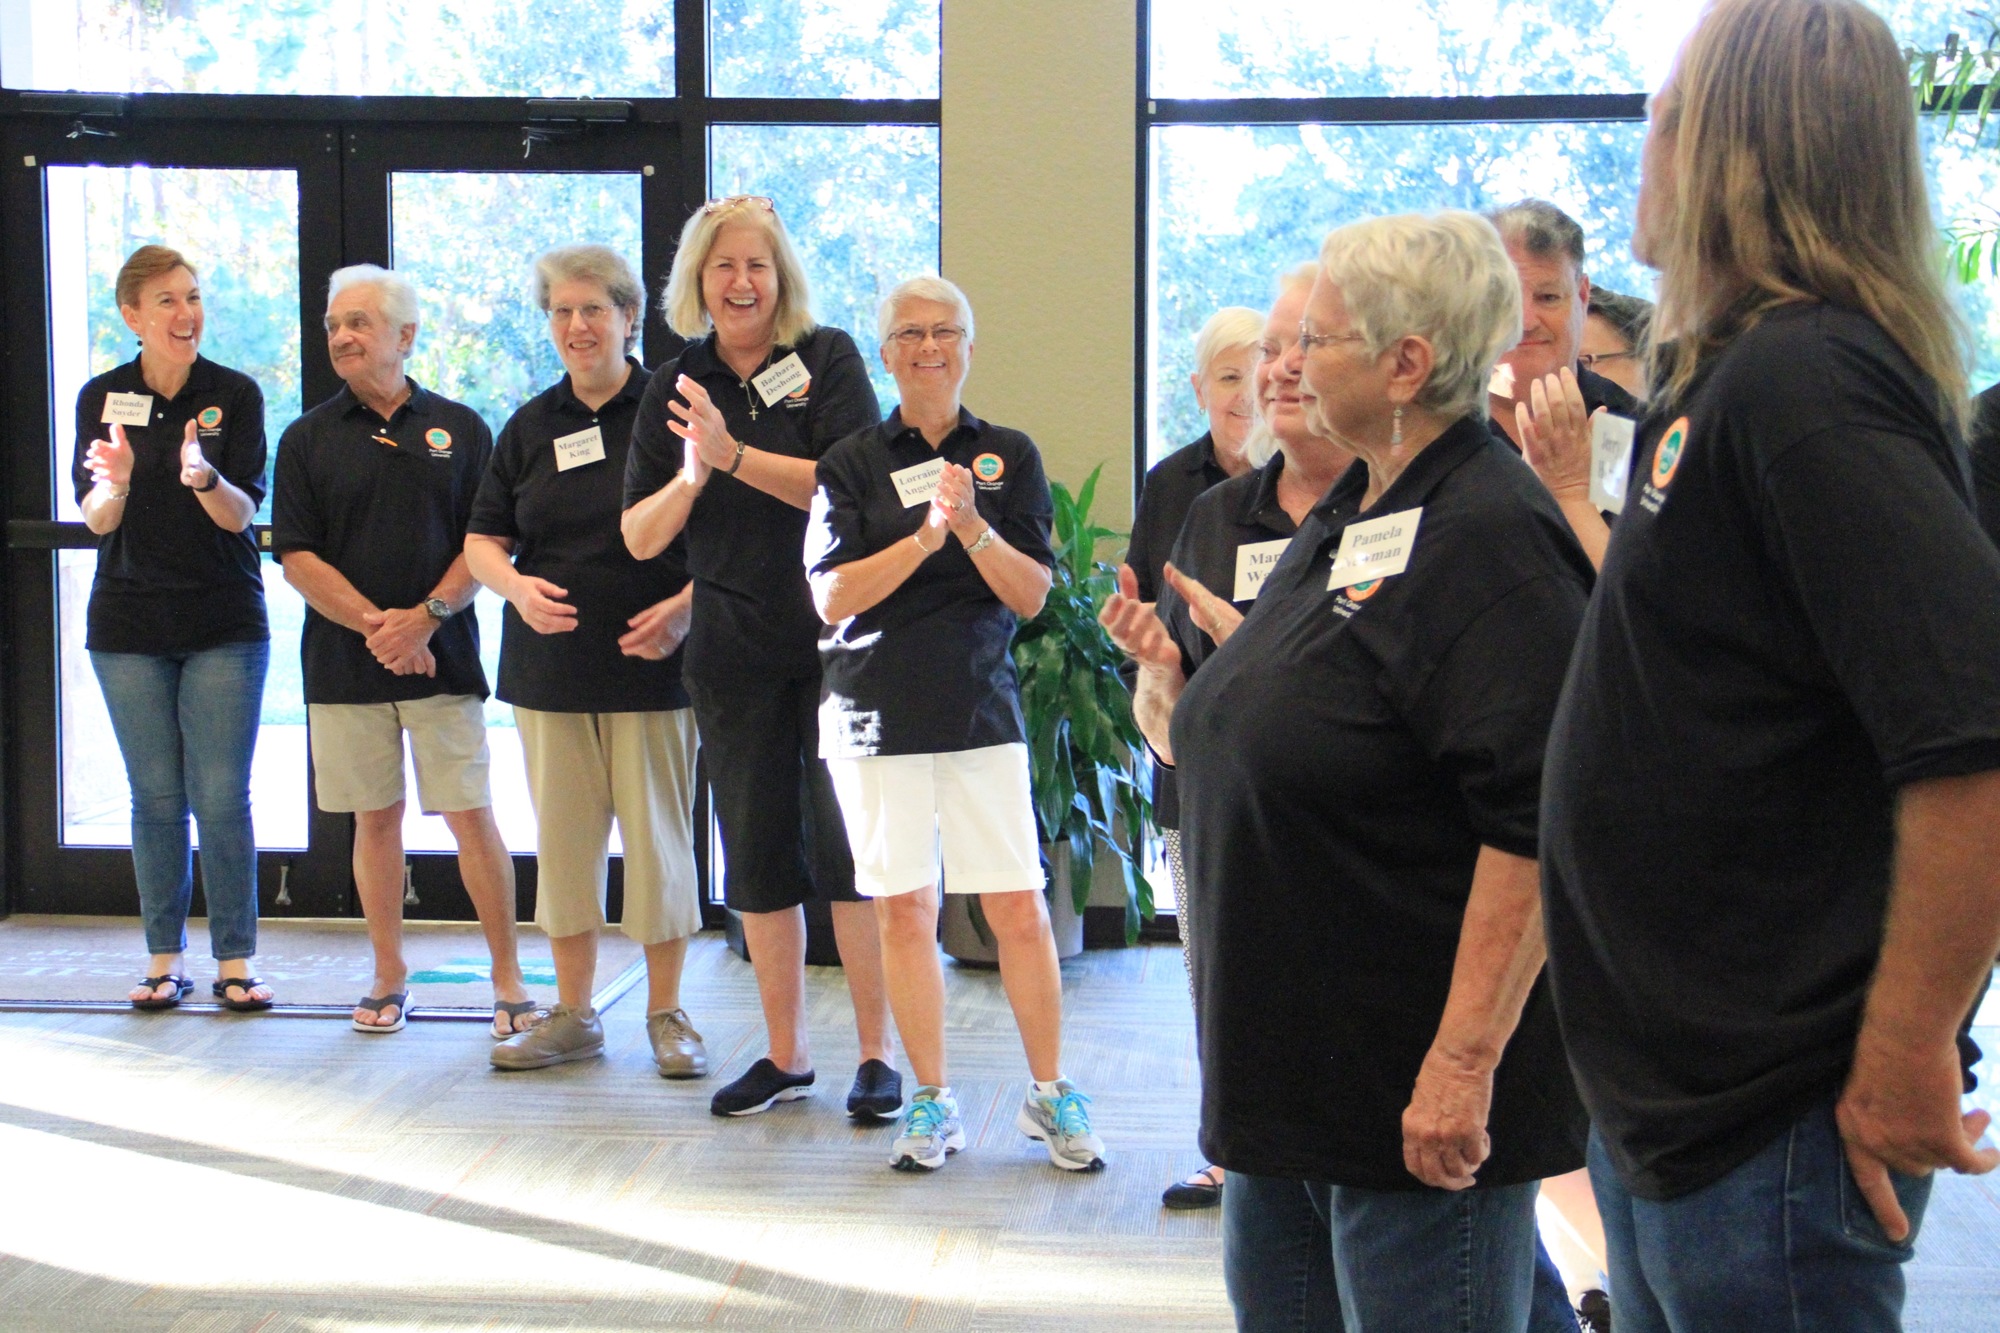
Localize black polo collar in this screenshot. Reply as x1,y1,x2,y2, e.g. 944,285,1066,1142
884,405,983,451
551,358,647,416
1315,414,1492,523
111,353,221,401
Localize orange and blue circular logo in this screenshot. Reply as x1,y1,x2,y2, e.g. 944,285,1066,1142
425,428,452,451
973,452,1004,482
1345,579,1382,602
197,406,222,429
1651,417,1690,490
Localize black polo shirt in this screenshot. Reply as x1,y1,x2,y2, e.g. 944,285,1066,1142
73,356,268,655
1970,382,2000,550
1543,303,2000,1202
1149,452,1299,829
1173,415,1593,1189
622,326,880,683
468,361,690,714
1129,432,1231,602
270,380,490,705
807,408,1055,758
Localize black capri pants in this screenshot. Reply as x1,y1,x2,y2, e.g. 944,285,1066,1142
686,673,860,914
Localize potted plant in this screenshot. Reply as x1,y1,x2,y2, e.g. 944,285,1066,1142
942,464,1157,962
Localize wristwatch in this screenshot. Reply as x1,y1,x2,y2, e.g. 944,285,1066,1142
965,526,998,557
423,597,453,621
192,465,220,493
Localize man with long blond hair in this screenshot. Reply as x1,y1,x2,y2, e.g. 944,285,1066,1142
1542,1,2000,1328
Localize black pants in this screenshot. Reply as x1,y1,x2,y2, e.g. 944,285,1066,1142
687,674,858,914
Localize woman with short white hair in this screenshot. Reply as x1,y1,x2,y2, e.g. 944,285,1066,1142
1110,211,1594,1328
805,275,1105,1175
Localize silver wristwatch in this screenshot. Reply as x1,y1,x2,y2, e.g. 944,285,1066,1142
423,597,453,621
965,527,998,557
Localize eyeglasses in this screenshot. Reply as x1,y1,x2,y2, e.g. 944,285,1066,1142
888,324,966,347
1298,322,1368,354
1578,350,1636,368
701,194,776,216
549,303,616,324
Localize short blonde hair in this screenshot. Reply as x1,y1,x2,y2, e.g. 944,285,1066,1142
116,244,195,310
1193,306,1262,379
1647,0,1965,421
1316,212,1521,422
661,199,816,347
534,245,643,352
877,274,976,344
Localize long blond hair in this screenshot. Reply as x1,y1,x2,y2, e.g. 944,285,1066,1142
661,198,817,347
1646,0,1966,424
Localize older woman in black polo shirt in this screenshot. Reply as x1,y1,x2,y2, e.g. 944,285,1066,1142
806,276,1104,1176
621,197,896,1120
1146,213,1592,1330
467,245,706,1078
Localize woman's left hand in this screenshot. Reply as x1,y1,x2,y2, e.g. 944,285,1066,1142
619,593,693,660
1163,562,1245,645
1515,366,1599,502
1401,1046,1495,1190
668,375,739,472
178,420,215,490
935,463,985,542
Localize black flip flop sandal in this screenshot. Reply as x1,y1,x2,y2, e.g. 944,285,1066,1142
131,975,193,1011
492,999,545,1040
352,990,410,1033
212,976,274,1012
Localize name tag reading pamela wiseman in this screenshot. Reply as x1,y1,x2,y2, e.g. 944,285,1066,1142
1326,506,1423,591
1232,538,1292,601
890,456,947,507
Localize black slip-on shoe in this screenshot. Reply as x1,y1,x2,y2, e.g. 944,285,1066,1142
846,1058,904,1120
710,1057,815,1116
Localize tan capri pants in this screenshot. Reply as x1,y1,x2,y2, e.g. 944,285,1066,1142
514,706,701,946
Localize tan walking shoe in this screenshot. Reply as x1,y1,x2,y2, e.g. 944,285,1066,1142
647,1007,708,1079
490,1003,603,1070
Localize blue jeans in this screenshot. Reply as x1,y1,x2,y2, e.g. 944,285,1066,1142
1224,1171,1575,1331
91,640,268,961
1587,1099,1932,1332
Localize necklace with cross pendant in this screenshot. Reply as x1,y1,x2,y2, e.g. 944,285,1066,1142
741,380,758,421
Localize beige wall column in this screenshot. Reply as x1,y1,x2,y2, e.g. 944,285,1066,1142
941,0,1138,530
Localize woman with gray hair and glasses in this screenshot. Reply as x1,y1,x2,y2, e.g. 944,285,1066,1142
466,244,706,1079
1109,211,1594,1329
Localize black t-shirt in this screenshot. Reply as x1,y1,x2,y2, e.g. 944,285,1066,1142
1543,303,2000,1202
808,408,1055,758
73,356,268,655
1129,433,1231,603
1172,415,1593,1189
622,327,881,683
1148,452,1299,829
1969,382,2000,550
468,362,691,714
270,380,491,705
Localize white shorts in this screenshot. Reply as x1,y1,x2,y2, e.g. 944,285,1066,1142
824,742,1043,898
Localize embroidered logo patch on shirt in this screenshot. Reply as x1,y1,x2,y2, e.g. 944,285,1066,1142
425,428,452,454
198,406,223,429
1650,417,1689,490
973,452,1004,482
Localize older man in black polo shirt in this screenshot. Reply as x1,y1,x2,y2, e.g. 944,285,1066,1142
272,264,538,1037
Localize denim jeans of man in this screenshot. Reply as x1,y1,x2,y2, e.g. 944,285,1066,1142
1587,1098,1933,1333
1224,1170,1578,1331
91,640,268,960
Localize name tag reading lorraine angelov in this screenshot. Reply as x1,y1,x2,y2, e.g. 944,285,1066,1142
1589,413,1636,515
102,392,153,427
890,457,948,508
1327,506,1423,591
752,352,810,406
1232,538,1292,601
552,425,606,472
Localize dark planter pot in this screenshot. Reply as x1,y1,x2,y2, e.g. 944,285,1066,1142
940,842,1086,966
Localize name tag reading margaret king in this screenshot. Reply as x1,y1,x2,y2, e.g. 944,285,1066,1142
752,352,811,406
102,392,153,427
1327,506,1423,591
890,456,948,507
1590,413,1636,515
1232,538,1292,601
552,424,606,472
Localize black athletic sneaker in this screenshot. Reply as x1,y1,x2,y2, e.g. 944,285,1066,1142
709,1058,815,1116
1577,1288,1612,1333
846,1058,904,1120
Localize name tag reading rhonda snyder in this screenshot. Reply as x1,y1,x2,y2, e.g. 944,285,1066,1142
102,392,153,427
1232,538,1292,601
890,456,947,507
752,352,811,406
552,425,606,472
1326,506,1423,591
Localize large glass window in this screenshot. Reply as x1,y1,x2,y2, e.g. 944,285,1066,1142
709,0,940,98
710,124,941,407
1,1,674,96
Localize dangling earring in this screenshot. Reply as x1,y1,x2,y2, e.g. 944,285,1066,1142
1390,406,1403,446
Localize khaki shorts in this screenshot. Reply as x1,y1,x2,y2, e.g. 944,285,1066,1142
514,706,702,946
824,742,1043,898
308,695,491,814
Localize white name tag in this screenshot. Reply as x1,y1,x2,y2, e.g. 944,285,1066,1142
1589,413,1635,515
1232,538,1292,601
1326,506,1423,591
102,392,153,427
553,424,606,472
890,456,947,508
752,352,810,407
